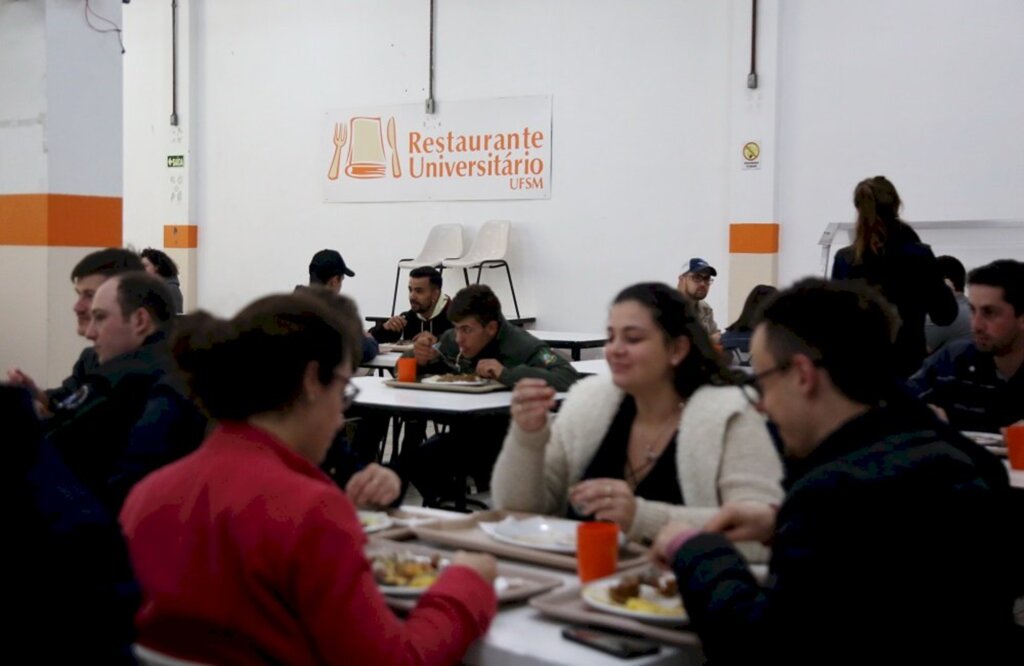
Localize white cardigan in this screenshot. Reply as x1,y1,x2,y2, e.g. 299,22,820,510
490,375,784,557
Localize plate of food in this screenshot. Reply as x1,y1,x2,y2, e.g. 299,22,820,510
961,431,1004,447
358,510,394,534
421,373,489,387
582,570,687,625
371,551,449,596
381,341,415,353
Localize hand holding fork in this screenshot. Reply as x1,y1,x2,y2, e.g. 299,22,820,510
327,122,348,180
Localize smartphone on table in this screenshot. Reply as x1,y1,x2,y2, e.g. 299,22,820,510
561,625,660,659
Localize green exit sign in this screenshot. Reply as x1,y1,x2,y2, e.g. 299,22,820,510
167,155,185,167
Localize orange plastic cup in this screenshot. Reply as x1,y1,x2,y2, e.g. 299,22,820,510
577,521,619,583
396,357,417,383
1005,424,1024,471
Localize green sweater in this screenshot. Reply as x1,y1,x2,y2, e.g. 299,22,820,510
422,321,580,392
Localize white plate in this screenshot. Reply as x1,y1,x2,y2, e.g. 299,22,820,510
371,552,448,596
358,511,394,534
582,575,687,625
481,516,581,553
381,342,415,353
961,431,1004,446
421,374,488,387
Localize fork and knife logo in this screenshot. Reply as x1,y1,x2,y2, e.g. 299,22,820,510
327,116,401,180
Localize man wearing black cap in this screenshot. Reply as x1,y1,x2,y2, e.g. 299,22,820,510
677,257,720,340
308,249,355,294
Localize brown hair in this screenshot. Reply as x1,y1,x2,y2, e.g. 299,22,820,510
172,292,357,420
853,176,903,262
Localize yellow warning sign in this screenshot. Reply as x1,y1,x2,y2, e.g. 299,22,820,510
742,142,760,161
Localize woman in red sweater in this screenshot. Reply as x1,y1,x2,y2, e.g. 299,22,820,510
120,292,497,665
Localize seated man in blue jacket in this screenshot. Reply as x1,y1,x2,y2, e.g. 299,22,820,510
653,278,1020,666
44,271,206,511
908,259,1023,432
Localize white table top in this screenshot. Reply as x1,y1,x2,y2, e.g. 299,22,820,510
351,375,516,415
570,359,610,375
362,352,401,369
530,330,607,344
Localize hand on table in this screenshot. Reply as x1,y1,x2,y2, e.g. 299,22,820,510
475,359,505,381
569,478,637,534
345,464,401,508
650,521,698,569
509,378,556,432
703,501,777,544
452,551,498,585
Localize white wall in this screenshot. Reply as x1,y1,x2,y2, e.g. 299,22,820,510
124,0,735,329
775,0,1024,284
122,0,1024,334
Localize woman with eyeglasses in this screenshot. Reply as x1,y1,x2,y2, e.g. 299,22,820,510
491,283,783,556
119,292,497,665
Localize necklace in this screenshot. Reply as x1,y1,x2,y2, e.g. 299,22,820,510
625,402,683,488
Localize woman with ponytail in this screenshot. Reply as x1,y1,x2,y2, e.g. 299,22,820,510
491,283,783,556
832,176,957,377
120,292,497,665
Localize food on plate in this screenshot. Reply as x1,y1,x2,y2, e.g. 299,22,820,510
359,512,388,530
435,373,481,383
605,571,681,616
371,552,447,589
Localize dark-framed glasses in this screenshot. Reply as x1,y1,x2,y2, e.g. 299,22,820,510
688,273,714,285
739,361,793,406
341,379,360,410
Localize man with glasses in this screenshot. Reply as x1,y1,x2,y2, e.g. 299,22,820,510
652,278,1019,665
677,257,720,341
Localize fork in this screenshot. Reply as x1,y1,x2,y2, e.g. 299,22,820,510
431,343,464,371
327,122,347,180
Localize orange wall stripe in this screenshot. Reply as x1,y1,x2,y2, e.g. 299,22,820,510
0,194,121,247
729,222,779,254
164,224,198,249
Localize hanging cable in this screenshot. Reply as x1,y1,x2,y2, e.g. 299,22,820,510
425,0,436,114
171,0,179,126
747,0,758,88
84,0,125,54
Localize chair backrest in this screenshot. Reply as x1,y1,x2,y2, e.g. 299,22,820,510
133,644,212,666
461,220,511,262
414,223,464,263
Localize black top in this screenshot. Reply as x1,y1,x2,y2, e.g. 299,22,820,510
831,223,958,378
568,395,683,521
670,397,1021,665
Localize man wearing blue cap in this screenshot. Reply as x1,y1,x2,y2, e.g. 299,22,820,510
678,257,720,341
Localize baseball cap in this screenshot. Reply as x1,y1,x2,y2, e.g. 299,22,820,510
683,257,717,276
309,249,355,280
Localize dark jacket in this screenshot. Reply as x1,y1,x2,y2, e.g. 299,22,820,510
422,320,580,392
671,400,1020,666
368,297,454,344
44,346,100,410
832,224,957,377
907,338,1024,432
165,275,184,314
8,386,138,664
43,332,206,511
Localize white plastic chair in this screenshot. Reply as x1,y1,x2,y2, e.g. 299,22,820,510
391,223,464,315
441,220,520,318
133,644,212,666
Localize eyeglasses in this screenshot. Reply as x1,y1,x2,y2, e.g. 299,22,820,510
341,381,360,411
687,273,714,285
738,361,793,406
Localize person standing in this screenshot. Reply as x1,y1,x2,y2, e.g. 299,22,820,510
831,176,957,376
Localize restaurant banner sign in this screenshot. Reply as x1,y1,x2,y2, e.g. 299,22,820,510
324,96,551,202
